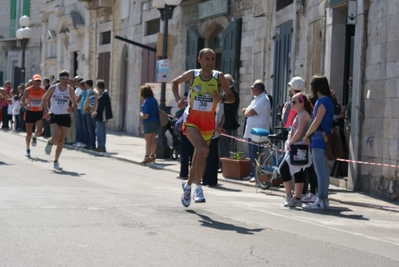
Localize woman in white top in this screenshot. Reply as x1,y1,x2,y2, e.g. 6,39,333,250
42,70,77,170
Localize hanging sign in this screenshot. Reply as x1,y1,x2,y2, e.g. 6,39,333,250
347,0,357,25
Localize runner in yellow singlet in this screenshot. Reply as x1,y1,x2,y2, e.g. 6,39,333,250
172,48,235,207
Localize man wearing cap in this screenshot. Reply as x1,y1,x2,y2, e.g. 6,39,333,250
20,74,46,157
242,79,271,181
282,76,305,128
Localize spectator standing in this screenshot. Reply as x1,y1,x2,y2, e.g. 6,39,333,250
17,85,26,132
92,80,113,152
242,79,271,181
218,74,240,171
1,81,12,129
303,75,334,209
175,92,194,179
82,79,98,149
202,102,224,186
73,77,84,146
139,85,159,164
78,80,89,147
42,77,51,137
65,78,77,144
280,93,313,207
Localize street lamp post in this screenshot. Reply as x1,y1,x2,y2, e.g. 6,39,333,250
154,0,182,158
15,15,32,83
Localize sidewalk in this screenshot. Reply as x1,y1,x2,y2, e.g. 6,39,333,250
70,130,399,213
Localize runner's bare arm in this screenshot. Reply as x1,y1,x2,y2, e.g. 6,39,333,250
19,89,30,108
172,70,193,108
217,73,235,104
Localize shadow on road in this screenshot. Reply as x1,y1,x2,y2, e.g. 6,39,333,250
30,157,50,163
302,207,369,220
206,185,242,193
186,210,264,235
51,170,85,177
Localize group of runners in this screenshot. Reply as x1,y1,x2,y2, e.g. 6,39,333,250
19,70,77,170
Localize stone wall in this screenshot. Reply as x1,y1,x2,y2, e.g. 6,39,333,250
359,0,399,200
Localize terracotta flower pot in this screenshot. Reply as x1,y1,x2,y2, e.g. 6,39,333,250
220,157,251,179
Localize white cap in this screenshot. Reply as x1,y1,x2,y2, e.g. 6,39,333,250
288,76,305,91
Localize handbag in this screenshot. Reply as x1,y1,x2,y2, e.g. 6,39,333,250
321,126,343,160
158,109,169,127
173,115,184,134
289,144,309,166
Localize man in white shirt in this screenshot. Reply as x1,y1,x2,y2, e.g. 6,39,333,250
242,79,271,181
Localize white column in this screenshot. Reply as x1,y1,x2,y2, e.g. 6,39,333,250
347,0,366,190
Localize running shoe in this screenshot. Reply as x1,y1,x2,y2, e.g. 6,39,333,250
45,141,53,155
292,198,302,207
25,149,31,157
181,181,191,207
31,137,37,147
53,161,63,171
284,195,293,207
302,193,317,203
193,187,206,203
303,198,328,210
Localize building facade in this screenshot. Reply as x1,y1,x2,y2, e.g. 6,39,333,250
0,0,397,200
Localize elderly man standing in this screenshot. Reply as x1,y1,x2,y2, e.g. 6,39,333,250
242,79,271,181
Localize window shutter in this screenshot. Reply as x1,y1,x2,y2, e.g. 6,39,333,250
23,0,30,16
10,0,17,38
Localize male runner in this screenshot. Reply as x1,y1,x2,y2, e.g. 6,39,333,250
42,70,77,170
171,48,235,207
20,74,46,157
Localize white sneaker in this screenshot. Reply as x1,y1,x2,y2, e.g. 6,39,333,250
181,181,191,207
249,177,256,182
242,176,252,181
302,193,317,203
292,197,302,207
284,195,293,207
53,161,63,171
45,141,53,155
193,186,206,203
304,197,327,210
31,137,37,147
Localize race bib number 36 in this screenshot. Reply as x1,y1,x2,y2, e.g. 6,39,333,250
192,96,213,112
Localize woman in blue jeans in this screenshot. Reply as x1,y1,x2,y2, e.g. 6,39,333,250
303,75,334,209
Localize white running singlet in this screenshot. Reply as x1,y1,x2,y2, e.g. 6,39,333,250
50,84,71,115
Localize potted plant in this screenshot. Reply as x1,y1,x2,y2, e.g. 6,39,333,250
220,151,251,180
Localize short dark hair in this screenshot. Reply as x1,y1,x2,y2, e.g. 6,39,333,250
96,80,105,89
140,85,154,99
59,70,69,77
198,48,214,58
85,79,93,87
43,78,50,84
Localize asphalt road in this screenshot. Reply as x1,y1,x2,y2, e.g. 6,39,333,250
1,132,399,267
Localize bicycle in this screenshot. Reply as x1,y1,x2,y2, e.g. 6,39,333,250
252,126,287,190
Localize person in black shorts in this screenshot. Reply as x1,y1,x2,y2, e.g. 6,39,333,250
42,70,77,170
20,74,46,157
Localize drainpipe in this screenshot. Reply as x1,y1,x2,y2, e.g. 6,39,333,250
347,0,367,190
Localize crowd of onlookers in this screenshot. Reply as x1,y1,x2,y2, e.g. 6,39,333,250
0,77,113,152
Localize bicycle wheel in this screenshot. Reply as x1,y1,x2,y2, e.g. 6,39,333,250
255,148,276,190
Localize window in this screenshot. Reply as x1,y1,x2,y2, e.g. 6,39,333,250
100,31,111,45
276,0,293,12
10,0,30,38
145,19,160,36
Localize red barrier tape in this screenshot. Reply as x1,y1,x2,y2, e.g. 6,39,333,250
220,132,399,168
